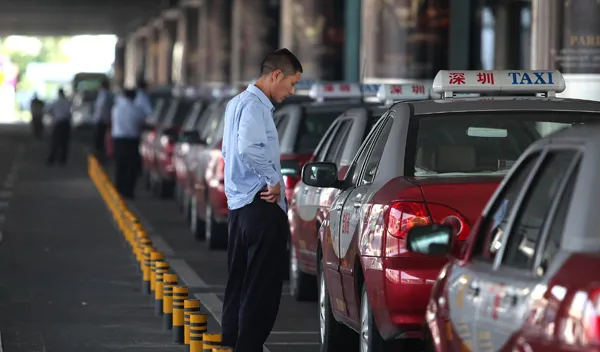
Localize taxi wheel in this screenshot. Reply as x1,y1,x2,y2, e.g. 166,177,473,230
143,171,151,190
190,197,205,240
360,284,388,352
318,257,357,352
205,203,228,250
156,179,174,199
289,241,317,302
175,185,184,211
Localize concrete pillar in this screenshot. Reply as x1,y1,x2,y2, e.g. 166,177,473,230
344,0,361,82
175,3,201,86
231,0,280,84
113,39,126,89
280,0,345,81
532,0,600,101
157,9,178,86
145,21,161,86
200,0,233,84
361,0,450,83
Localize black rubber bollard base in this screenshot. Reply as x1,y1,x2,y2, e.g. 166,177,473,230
163,313,173,330
173,325,184,344
150,294,155,305
142,281,150,295
154,299,163,316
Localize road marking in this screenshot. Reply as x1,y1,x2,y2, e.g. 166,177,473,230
150,235,175,257
0,330,4,352
168,258,208,288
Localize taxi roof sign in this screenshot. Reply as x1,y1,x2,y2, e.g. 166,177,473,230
433,70,566,98
376,83,431,105
308,83,363,102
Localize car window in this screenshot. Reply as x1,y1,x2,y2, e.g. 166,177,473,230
183,102,204,130
276,115,291,142
200,104,226,142
472,152,540,263
409,112,600,177
147,98,167,125
501,151,578,270
164,100,194,127
536,163,578,277
294,110,340,154
324,120,352,164
360,118,393,185
315,121,339,162
350,115,388,185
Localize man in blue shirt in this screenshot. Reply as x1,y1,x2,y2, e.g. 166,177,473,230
221,48,302,352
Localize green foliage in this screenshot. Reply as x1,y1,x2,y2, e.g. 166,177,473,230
1,36,71,83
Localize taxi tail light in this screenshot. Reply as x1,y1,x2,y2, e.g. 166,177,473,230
426,203,471,241
385,201,431,239
584,288,600,345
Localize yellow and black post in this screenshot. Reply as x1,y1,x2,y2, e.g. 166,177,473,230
202,333,222,352
184,299,201,347
211,348,232,352
172,285,189,344
162,273,178,330
142,245,153,294
138,237,152,273
149,250,163,303
189,312,208,352
154,260,169,316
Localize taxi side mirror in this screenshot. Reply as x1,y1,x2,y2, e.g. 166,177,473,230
301,162,341,188
406,224,453,256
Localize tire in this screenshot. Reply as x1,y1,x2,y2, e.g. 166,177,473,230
190,196,205,240
205,203,227,250
289,241,317,301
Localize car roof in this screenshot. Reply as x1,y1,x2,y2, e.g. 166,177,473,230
404,96,600,115
300,100,380,111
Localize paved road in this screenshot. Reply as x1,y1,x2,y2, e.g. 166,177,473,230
129,186,322,352
0,126,186,352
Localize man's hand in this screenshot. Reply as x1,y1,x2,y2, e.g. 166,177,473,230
261,183,281,203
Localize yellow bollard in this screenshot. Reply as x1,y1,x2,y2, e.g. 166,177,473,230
162,273,178,330
212,348,232,352
172,285,189,344
134,232,148,263
150,250,163,302
138,237,152,271
154,261,169,316
142,245,153,294
189,312,208,352
202,333,222,352
184,299,201,346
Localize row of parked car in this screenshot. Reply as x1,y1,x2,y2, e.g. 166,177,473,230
139,70,600,352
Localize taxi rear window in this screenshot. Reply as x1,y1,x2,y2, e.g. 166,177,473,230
406,111,600,177
147,98,168,125
294,111,340,154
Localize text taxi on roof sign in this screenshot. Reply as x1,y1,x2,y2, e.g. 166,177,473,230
301,82,382,102
433,70,566,98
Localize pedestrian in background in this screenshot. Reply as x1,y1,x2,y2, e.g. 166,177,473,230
220,48,303,352
111,88,146,199
134,79,153,118
45,88,72,166
92,79,114,163
29,93,45,140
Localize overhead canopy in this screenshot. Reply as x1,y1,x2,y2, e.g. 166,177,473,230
0,0,175,36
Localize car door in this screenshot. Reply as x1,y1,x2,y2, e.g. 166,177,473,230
335,115,393,319
474,148,581,352
442,150,543,352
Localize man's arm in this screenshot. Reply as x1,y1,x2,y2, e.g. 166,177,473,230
237,105,280,186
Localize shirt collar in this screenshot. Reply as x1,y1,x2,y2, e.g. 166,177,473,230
246,84,275,112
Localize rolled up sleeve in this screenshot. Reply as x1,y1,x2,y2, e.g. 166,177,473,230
237,105,279,186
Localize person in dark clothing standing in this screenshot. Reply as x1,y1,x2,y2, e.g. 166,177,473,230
220,48,303,352
111,89,146,199
92,79,114,163
30,94,45,139
45,88,72,166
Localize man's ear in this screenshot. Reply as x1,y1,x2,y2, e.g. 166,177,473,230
272,69,284,83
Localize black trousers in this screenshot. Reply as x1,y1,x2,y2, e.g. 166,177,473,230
93,122,107,159
222,193,289,352
113,137,141,199
47,121,71,165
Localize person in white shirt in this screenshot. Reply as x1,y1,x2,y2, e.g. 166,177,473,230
111,88,147,199
133,79,153,118
45,88,72,166
92,79,114,162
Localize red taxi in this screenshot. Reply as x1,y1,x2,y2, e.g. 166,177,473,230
140,95,171,189
402,73,600,352
301,70,590,351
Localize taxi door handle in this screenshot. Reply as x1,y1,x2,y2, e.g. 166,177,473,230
353,203,361,209
334,203,343,211
316,189,322,194
303,188,309,194
466,283,480,297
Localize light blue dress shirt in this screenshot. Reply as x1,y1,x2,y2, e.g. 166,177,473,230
134,89,153,117
111,97,146,138
93,89,113,124
222,84,287,213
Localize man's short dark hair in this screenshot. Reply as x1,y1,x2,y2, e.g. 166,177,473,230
260,48,303,77
58,88,65,97
124,89,137,101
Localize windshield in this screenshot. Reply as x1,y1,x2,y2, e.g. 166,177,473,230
147,98,168,125
294,111,341,154
163,99,194,128
408,111,599,177
183,102,205,130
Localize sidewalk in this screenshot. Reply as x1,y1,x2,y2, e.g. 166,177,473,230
0,136,183,351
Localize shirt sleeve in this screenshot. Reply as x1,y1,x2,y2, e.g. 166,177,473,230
237,104,279,186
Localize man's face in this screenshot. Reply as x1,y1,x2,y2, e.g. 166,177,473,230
271,71,301,103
